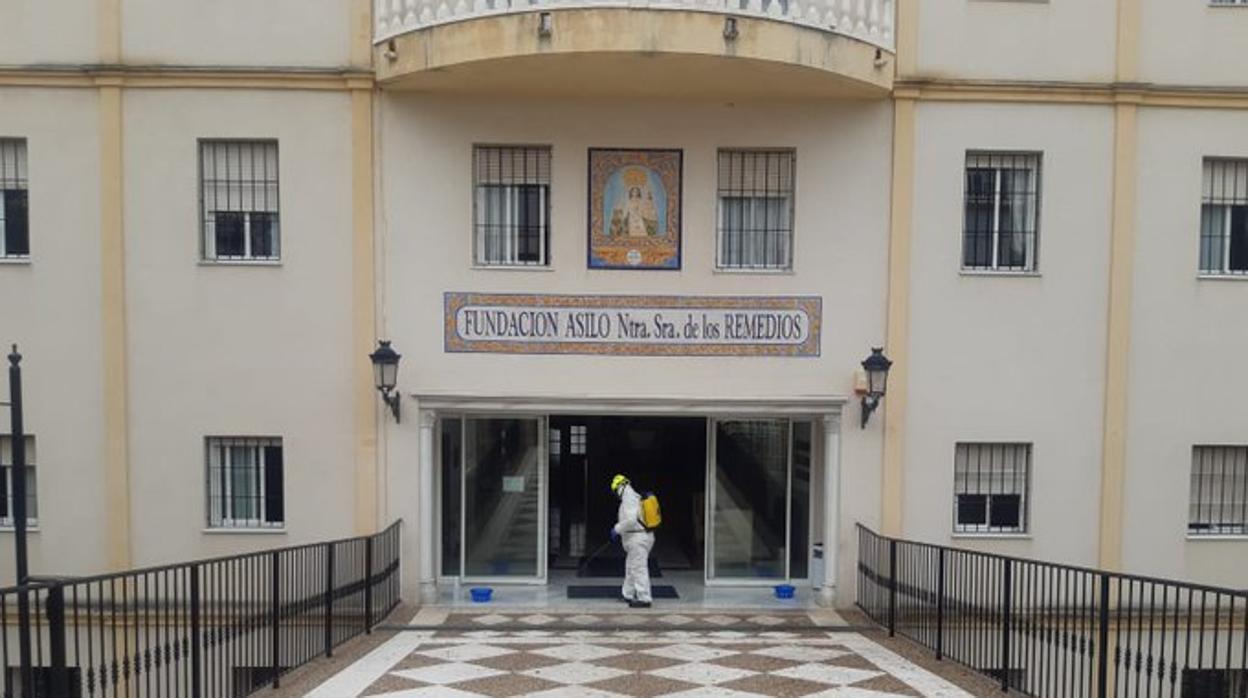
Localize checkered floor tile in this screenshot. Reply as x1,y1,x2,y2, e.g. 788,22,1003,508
354,636,962,697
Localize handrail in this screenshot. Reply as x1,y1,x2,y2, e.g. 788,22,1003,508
856,524,1248,697
0,521,403,698
374,0,897,52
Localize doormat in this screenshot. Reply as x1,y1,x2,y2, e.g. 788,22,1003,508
566,585,679,599
577,557,662,578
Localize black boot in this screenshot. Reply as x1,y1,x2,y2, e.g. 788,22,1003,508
629,600,652,609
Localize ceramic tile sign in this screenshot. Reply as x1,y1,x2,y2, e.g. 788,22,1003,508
445,292,821,357
588,148,682,270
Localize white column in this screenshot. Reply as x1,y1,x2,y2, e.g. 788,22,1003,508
418,409,438,604
819,413,842,607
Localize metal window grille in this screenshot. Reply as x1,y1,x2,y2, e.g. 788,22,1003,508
206,436,284,528
1189,445,1248,535
0,435,37,527
473,145,551,266
1199,158,1248,275
962,152,1041,272
199,140,280,262
953,442,1030,533
0,139,29,258
717,149,795,270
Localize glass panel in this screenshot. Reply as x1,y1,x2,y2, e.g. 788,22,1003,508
712,419,789,579
963,168,995,268
440,418,462,576
1200,205,1225,273
789,422,811,579
464,417,541,578
1230,206,1248,272
229,445,258,522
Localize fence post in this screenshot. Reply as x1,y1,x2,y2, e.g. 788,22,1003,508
47,584,68,697
888,539,897,638
936,548,946,661
271,550,281,688
365,536,375,634
325,542,335,657
1001,559,1013,692
1097,574,1111,698
190,564,202,698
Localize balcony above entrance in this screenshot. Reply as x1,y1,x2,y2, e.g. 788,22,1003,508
373,0,895,98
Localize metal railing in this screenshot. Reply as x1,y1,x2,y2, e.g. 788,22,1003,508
857,525,1248,697
374,0,896,51
1,521,401,697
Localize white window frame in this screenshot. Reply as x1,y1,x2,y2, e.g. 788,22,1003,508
962,152,1042,273
1199,158,1248,277
0,435,37,529
199,140,281,263
206,437,284,530
715,149,796,272
1188,445,1248,537
953,442,1031,535
472,145,551,268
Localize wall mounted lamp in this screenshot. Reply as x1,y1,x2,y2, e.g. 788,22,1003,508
369,340,402,423
859,347,892,428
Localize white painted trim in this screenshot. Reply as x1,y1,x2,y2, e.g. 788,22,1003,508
409,392,848,416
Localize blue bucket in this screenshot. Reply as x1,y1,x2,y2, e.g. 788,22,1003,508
469,587,493,603
774,584,795,599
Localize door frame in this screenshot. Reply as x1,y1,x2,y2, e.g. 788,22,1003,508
705,416,816,587
419,394,845,588
436,411,550,586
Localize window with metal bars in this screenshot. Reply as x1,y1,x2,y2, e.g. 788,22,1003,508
0,435,37,528
1188,446,1248,536
962,152,1041,272
1199,158,1248,276
1210,0,1248,6
206,437,284,529
473,145,550,267
199,140,280,262
953,442,1030,534
716,149,795,271
0,139,29,259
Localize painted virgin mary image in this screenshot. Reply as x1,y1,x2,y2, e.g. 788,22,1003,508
609,167,661,238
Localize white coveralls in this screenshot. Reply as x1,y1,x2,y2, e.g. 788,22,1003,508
614,484,655,603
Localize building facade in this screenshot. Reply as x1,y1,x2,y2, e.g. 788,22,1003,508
0,0,1245,605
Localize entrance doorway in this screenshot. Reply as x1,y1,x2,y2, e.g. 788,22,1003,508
435,412,816,590
548,416,707,578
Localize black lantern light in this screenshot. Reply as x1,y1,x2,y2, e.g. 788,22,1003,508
860,347,892,428
369,340,402,423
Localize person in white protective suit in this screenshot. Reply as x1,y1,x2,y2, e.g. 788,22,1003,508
609,474,654,608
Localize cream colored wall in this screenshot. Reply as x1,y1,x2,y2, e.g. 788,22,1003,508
904,101,1115,566
0,1,99,66
121,89,359,564
0,89,110,583
121,0,353,67
378,93,894,597
914,0,1116,83
1138,1,1248,88
1122,107,1248,589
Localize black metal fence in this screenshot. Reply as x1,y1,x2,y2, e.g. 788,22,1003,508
1,521,401,697
858,524,1248,697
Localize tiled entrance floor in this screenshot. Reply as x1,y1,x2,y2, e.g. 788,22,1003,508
306,611,974,697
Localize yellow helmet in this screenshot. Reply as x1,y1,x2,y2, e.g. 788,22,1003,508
610,474,629,494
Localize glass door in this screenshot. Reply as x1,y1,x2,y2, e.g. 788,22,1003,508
461,416,547,583
707,418,810,583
